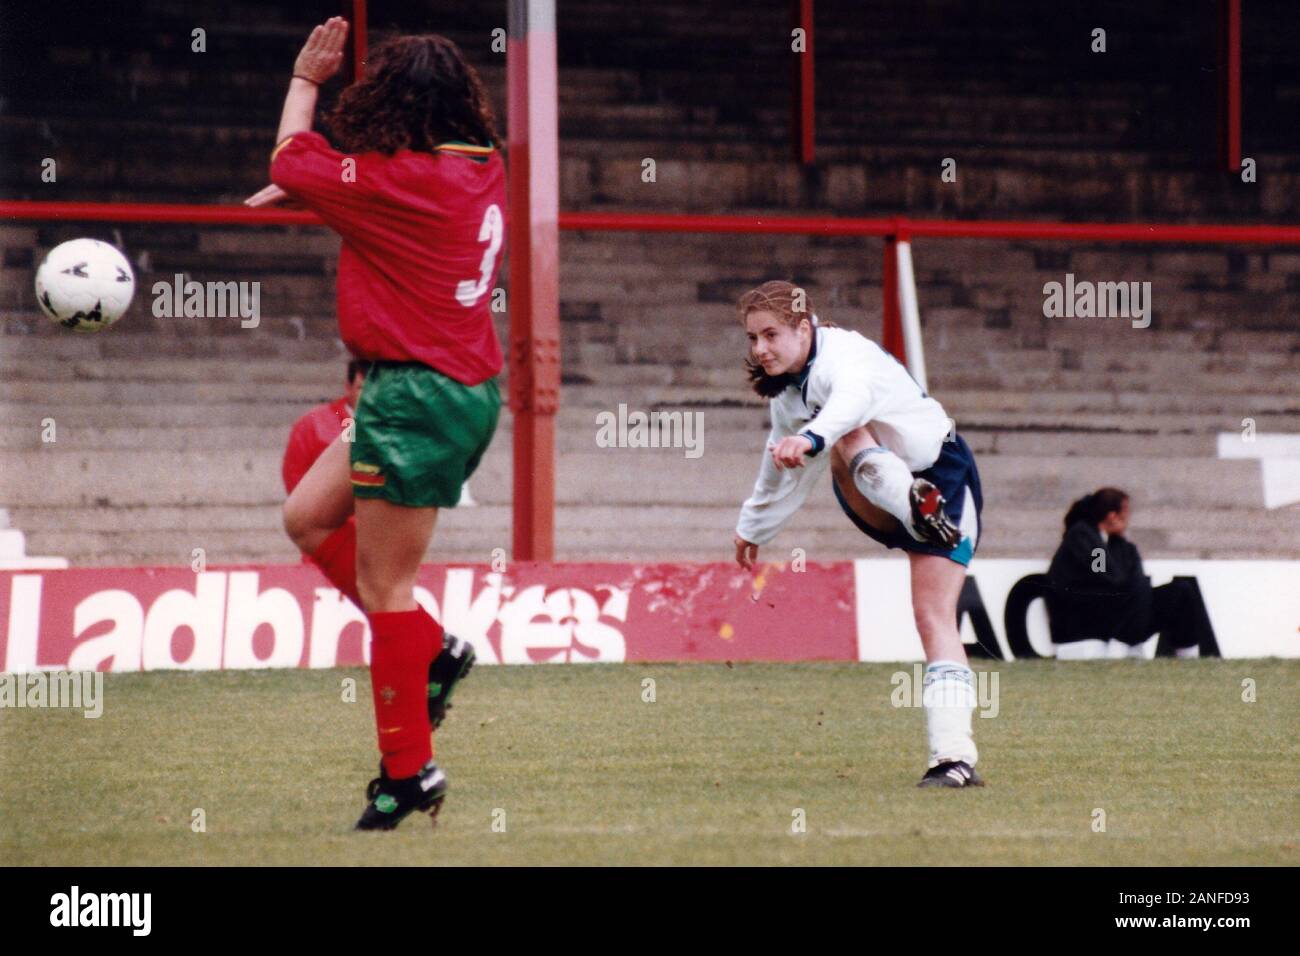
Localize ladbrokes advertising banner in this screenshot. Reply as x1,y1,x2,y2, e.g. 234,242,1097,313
0,562,858,673
2,558,1294,673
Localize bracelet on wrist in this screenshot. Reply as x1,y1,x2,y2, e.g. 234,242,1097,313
292,74,320,85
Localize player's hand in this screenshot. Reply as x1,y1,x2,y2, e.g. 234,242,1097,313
735,535,758,571
244,184,303,209
770,435,813,471
293,17,348,84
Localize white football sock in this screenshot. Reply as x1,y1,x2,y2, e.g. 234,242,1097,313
849,446,922,541
922,660,978,767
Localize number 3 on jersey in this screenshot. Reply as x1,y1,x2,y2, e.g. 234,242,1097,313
455,204,503,307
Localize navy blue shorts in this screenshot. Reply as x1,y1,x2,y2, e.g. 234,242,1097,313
831,432,983,566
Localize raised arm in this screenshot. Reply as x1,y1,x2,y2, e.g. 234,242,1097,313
246,18,347,208
277,17,348,142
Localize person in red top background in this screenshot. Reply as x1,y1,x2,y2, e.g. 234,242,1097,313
281,360,364,567
281,359,367,495
245,18,506,830
281,359,476,562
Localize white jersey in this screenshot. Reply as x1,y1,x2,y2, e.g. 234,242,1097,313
735,325,951,546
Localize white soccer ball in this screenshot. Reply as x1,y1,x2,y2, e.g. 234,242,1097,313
34,238,136,332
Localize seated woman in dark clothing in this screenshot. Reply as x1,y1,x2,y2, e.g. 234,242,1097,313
1047,488,1212,659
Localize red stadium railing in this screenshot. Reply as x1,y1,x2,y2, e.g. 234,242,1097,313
7,198,1298,370
5,197,1298,557
10,201,1300,245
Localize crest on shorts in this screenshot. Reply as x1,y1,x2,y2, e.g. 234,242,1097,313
350,461,386,488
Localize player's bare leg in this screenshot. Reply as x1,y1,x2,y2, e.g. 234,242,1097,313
283,433,353,556
352,497,449,830
909,552,983,787
281,434,365,607
835,425,961,549
354,498,438,613
909,551,967,663
832,444,982,788
830,442,901,535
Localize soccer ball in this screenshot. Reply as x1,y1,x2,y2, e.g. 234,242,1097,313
34,238,136,332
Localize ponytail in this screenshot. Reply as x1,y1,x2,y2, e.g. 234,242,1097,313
1063,487,1129,530
1062,494,1096,530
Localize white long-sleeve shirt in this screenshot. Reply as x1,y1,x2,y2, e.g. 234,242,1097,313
735,326,951,546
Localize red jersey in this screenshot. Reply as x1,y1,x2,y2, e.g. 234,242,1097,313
282,395,352,494
270,131,506,385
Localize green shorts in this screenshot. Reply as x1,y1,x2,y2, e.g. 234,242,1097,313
350,361,501,508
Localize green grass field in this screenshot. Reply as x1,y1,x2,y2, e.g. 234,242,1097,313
2,660,1296,865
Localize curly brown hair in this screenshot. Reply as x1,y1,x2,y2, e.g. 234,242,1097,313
324,34,498,155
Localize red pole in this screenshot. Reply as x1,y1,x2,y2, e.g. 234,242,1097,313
7,202,1300,245
1217,0,1242,171
789,0,815,165
881,234,904,364
507,0,560,562
557,212,1300,244
347,0,367,80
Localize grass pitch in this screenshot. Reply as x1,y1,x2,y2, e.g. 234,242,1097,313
2,660,1296,866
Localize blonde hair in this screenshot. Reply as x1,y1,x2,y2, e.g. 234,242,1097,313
736,280,833,397
736,280,829,330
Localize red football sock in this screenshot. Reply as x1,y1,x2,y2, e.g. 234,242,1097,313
309,517,360,607
368,608,435,779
